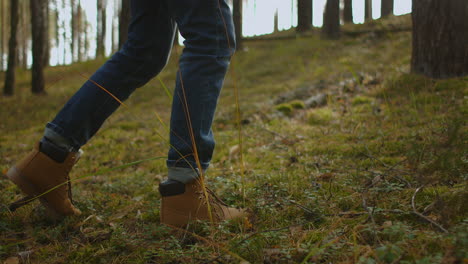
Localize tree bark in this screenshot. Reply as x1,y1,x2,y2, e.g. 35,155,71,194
43,1,50,66
61,0,67,64
297,0,312,32
273,9,279,33
233,0,242,50
76,1,83,62
411,0,468,78
118,0,131,50
364,0,372,21
19,0,29,69
322,0,340,39
96,0,107,58
71,0,76,62
54,0,60,64
30,0,47,94
381,0,393,17
3,0,19,96
343,0,353,24
0,0,5,72
111,1,116,53
84,21,89,61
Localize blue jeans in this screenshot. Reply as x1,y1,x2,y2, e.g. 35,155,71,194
44,0,235,183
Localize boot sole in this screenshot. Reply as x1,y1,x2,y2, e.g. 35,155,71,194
7,167,65,219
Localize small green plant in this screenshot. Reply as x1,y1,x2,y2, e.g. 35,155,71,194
352,95,374,106
307,108,334,125
275,103,294,115
290,100,306,109
375,244,403,263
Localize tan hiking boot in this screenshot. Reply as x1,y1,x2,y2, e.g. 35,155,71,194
6,142,82,217
159,179,246,228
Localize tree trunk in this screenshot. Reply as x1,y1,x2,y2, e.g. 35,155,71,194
1,0,10,72
96,0,107,58
71,0,76,62
381,0,393,17
54,1,60,64
19,0,29,69
297,0,312,32
3,0,19,96
322,0,340,39
77,1,83,62
343,0,353,24
273,9,279,33
62,0,67,64
118,0,130,50
30,0,47,94
43,1,50,66
0,0,5,72
411,0,468,79
84,22,89,61
233,0,242,50
364,0,372,21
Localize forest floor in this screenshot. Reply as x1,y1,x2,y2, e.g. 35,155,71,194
0,15,467,264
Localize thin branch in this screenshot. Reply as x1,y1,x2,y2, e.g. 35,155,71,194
411,185,448,233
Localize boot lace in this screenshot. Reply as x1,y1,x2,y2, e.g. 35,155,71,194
196,186,228,219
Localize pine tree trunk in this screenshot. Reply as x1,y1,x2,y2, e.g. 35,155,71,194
77,1,83,62
233,0,242,50
343,0,353,24
54,1,60,65
84,23,89,61
273,9,279,33
112,0,119,52
62,0,67,64
101,0,107,57
43,2,50,67
364,0,372,21
3,0,19,96
0,0,5,72
71,0,76,62
96,0,107,58
322,0,340,39
118,0,130,50
30,0,47,94
297,0,312,32
411,0,468,79
381,0,393,17
19,0,29,69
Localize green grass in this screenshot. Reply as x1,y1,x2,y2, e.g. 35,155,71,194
1,16,467,263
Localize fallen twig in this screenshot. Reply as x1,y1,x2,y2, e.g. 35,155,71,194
411,185,448,233
325,209,409,217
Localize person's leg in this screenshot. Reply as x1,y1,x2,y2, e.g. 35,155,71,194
165,0,236,183
45,0,176,151
159,0,246,227
7,0,177,216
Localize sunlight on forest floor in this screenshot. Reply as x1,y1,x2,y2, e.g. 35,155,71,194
0,15,467,263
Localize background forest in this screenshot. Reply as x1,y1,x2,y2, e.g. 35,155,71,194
0,0,467,263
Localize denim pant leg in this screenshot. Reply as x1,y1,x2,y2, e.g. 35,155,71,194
165,0,236,183
45,0,176,151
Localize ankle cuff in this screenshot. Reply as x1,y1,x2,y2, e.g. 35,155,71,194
43,127,76,152
39,138,69,163
167,167,202,184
